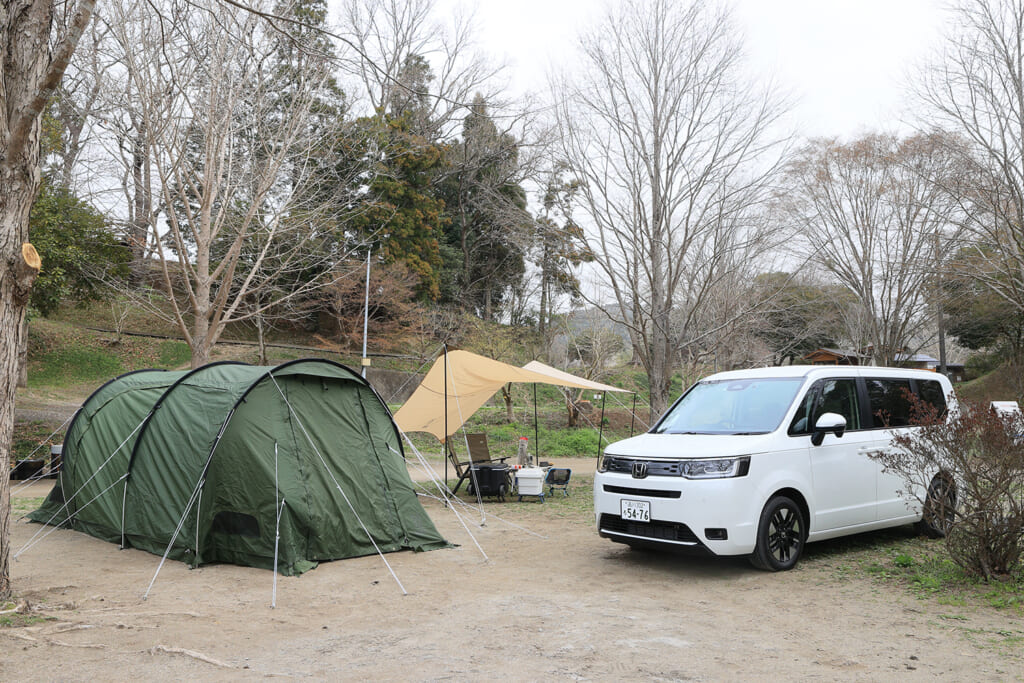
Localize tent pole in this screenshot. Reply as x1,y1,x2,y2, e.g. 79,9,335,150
596,393,607,459
444,345,449,507
272,442,281,608
630,393,637,437
533,384,539,464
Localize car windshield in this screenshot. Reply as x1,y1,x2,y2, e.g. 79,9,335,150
653,377,805,435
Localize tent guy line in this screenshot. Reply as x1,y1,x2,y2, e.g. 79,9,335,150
26,360,447,599
267,372,408,596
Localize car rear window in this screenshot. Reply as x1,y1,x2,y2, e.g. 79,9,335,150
866,378,913,428
917,379,948,417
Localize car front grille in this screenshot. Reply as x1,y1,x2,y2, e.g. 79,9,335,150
603,456,682,476
599,513,698,544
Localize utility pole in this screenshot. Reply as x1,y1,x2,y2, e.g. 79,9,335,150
361,249,372,378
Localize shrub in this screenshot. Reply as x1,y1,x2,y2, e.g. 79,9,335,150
872,396,1024,580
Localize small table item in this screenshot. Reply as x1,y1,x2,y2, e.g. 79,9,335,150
515,467,546,502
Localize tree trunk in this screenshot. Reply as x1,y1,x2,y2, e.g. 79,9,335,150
0,0,97,601
256,314,267,365
17,317,29,388
128,126,152,286
0,173,44,605
501,383,513,423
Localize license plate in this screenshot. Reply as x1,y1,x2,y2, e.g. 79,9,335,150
621,499,650,522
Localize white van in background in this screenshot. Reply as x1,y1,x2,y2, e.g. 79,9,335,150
593,366,955,571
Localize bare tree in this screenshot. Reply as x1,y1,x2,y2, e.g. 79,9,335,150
917,0,1024,319
553,0,788,416
338,0,503,139
1,0,98,601
107,0,355,367
782,133,960,366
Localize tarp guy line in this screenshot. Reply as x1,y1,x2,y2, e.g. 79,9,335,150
401,432,545,544
15,473,128,558
11,412,76,495
268,374,408,595
15,414,150,557
400,432,488,561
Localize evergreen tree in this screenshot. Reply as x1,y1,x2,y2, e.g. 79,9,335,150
535,167,592,341
349,113,448,300
438,94,529,320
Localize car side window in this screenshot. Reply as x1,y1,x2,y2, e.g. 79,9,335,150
866,378,913,428
789,378,860,435
917,379,948,418
788,384,818,435
814,378,861,430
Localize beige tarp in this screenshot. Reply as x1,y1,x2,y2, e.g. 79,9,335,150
393,350,629,441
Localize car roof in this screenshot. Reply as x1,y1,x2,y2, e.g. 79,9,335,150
701,364,951,384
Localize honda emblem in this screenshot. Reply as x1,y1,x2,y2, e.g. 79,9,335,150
631,461,649,479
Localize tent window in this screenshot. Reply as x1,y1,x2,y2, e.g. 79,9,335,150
212,510,260,538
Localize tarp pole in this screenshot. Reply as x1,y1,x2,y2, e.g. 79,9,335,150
596,392,607,459
533,384,539,464
444,345,449,507
630,393,637,437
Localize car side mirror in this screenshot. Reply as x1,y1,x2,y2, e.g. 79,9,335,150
811,412,847,446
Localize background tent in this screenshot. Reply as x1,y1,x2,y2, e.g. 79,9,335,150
394,350,629,440
29,359,447,575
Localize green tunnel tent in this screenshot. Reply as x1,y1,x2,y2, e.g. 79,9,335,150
29,359,447,575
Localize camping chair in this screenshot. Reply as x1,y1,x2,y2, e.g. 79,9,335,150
448,434,509,494
446,441,473,494
545,468,571,496
465,433,510,464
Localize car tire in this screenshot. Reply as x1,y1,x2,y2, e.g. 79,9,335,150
750,495,806,571
915,475,956,538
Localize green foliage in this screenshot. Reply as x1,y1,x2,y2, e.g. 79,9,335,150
28,177,129,316
944,248,1024,362
751,272,856,364
349,114,447,299
436,95,529,319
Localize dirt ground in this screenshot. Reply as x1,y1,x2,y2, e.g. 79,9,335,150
3,459,1023,682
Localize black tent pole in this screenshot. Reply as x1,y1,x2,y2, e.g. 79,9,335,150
630,393,637,437
533,383,539,465
444,345,449,506
596,392,607,459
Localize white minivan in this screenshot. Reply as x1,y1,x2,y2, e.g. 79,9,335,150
593,365,955,571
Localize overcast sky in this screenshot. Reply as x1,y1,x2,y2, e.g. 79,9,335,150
431,0,950,139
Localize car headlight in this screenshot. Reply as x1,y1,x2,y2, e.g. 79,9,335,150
597,452,608,472
680,456,750,479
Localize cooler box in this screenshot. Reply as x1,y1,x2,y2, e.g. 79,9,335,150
467,463,510,499
516,467,544,496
